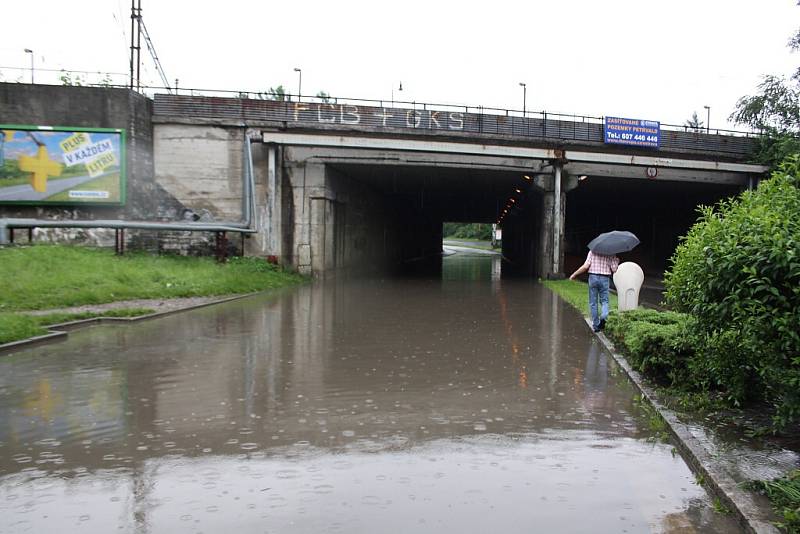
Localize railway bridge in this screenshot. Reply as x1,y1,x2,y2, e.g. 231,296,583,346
154,94,765,277
0,84,767,278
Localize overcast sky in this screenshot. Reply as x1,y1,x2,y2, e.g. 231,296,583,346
2,1,798,130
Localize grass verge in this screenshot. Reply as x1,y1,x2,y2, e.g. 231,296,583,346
0,308,156,345
0,314,47,344
748,471,800,532
540,278,618,316
0,245,307,344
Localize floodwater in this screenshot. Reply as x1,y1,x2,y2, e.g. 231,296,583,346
0,249,741,533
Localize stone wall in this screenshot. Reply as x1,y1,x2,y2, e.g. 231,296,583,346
153,123,246,221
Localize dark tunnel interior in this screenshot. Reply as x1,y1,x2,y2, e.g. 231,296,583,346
564,176,743,278
324,163,743,279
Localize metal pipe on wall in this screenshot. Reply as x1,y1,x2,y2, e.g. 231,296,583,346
266,144,277,255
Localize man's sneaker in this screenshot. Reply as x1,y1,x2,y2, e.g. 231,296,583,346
598,318,606,330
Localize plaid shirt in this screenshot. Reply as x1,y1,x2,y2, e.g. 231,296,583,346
586,251,619,275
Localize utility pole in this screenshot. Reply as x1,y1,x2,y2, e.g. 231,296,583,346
704,105,710,133
519,82,526,116
129,0,142,90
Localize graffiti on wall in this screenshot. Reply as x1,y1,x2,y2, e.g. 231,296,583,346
290,102,465,131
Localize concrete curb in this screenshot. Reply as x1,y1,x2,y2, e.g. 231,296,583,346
587,318,780,534
0,292,260,356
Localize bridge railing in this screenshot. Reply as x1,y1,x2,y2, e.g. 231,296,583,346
147,84,760,158
145,84,758,136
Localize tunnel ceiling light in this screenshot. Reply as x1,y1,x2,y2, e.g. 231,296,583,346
523,175,531,181
578,175,588,181
509,198,516,203
515,188,521,193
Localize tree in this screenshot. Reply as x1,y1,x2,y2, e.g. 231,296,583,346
59,70,84,86
684,111,704,132
265,85,287,101
730,15,800,168
316,91,332,103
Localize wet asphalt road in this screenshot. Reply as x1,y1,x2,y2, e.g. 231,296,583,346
0,250,740,533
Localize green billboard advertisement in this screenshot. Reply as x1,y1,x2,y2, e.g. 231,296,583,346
0,125,126,205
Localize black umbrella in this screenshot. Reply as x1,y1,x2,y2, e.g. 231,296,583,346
587,230,640,255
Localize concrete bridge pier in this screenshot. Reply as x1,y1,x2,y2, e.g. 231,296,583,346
281,159,329,276
500,165,578,279
280,151,422,277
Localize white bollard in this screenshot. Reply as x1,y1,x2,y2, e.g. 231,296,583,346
613,262,644,311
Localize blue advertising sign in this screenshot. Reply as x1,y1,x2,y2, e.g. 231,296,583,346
604,117,660,148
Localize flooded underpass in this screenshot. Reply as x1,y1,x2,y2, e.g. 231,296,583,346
0,249,741,533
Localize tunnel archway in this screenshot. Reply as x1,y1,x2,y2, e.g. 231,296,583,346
322,162,545,277
564,175,742,278
263,136,763,279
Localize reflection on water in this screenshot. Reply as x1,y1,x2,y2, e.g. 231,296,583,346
441,247,502,282
0,251,740,532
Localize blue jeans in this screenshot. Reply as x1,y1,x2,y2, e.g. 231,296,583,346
588,274,610,330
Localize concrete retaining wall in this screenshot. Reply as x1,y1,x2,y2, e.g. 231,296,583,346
0,83,159,222
0,84,249,255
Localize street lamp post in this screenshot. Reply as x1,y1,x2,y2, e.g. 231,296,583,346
294,67,302,102
519,82,527,117
24,49,34,84
704,105,710,133
391,81,403,106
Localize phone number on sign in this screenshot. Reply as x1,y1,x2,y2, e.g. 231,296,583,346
621,133,657,143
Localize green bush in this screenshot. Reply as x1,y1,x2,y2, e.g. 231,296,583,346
605,309,695,386
665,155,800,427
443,222,493,240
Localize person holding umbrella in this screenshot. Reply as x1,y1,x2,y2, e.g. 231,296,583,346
569,231,640,332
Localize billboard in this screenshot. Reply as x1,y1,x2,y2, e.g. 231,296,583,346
603,117,660,148
0,125,126,205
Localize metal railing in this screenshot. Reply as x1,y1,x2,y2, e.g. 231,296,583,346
0,77,759,139
150,87,759,158
141,83,758,138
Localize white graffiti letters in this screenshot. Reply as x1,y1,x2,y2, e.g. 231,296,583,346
317,104,337,123
291,103,464,131
340,105,360,125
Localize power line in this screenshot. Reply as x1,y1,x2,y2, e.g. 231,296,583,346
0,66,127,76
139,17,171,92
